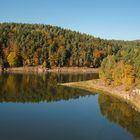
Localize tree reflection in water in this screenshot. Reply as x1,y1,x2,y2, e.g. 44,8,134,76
0,73,97,103
0,73,140,139
98,94,140,139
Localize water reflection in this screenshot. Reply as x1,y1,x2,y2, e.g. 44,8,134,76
98,94,140,139
0,73,140,140
0,73,97,103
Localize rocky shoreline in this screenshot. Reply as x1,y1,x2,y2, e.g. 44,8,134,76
1,66,99,74
60,79,140,112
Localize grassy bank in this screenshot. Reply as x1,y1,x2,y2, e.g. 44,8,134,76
60,79,140,112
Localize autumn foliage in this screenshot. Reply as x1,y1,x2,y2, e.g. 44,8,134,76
0,23,121,68
99,46,139,87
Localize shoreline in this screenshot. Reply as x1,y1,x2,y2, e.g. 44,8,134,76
2,66,99,74
60,79,140,112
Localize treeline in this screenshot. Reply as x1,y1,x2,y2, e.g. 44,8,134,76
100,45,140,87
0,23,121,68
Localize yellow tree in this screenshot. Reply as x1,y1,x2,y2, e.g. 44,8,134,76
112,61,124,86
7,52,18,67
124,64,135,86
7,41,20,67
33,52,39,66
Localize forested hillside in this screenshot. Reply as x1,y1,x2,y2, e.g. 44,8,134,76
0,23,121,68
0,23,139,86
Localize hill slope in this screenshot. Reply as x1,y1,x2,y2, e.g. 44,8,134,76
0,23,121,68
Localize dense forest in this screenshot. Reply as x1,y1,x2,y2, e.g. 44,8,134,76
0,23,121,68
100,42,140,87
0,23,140,86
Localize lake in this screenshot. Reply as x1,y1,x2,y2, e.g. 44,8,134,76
0,73,140,140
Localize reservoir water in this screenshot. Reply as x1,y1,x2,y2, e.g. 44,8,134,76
0,73,140,140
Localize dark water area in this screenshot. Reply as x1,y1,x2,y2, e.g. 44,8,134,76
0,73,140,140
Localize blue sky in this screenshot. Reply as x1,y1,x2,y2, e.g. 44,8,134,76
0,0,140,40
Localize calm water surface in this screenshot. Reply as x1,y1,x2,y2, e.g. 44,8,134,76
0,73,140,140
